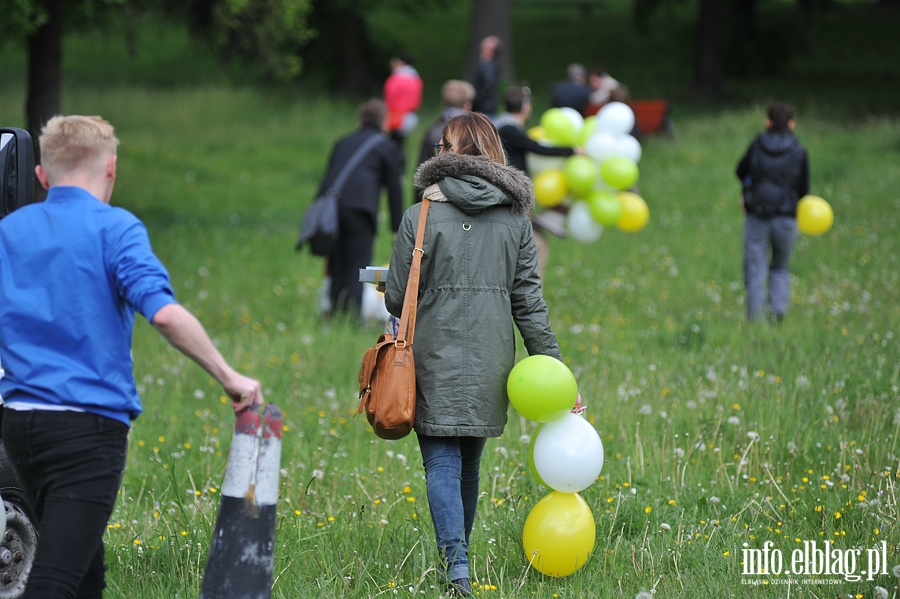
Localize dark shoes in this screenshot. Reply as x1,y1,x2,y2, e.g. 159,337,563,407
448,578,472,597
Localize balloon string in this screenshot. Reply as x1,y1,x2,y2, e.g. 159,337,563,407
571,394,587,415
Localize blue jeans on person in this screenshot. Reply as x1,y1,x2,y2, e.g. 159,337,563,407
416,434,487,583
2,409,129,599
744,214,797,321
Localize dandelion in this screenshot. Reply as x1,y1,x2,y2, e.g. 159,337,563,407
891,564,900,578
674,448,685,459
636,592,653,599
747,431,760,442
311,469,324,480
660,523,671,531
519,434,531,445
639,404,652,415
709,496,721,504
874,586,888,599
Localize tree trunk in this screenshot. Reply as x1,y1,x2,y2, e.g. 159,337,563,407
466,0,514,83
26,0,63,201
692,0,723,98
26,0,62,137
336,10,378,96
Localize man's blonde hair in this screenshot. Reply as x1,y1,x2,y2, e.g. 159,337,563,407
39,115,119,183
441,80,475,109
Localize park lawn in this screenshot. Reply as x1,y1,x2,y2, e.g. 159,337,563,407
0,3,899,598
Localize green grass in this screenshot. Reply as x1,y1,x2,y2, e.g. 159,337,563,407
1,4,900,598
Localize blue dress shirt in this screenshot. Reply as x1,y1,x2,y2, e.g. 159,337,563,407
0,186,176,425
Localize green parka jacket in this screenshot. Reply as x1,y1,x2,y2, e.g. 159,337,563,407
384,153,561,437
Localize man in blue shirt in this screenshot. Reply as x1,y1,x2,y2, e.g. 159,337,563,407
0,115,264,597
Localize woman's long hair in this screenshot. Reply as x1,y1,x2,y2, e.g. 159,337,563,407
441,112,508,165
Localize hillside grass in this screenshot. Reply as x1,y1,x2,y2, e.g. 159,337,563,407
0,3,899,597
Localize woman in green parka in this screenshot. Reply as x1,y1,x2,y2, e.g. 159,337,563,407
384,112,561,597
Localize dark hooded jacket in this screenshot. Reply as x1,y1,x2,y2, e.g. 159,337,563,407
384,153,561,437
736,130,809,218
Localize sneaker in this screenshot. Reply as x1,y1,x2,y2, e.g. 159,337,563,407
448,578,472,597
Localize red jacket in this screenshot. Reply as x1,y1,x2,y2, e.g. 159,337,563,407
384,66,423,132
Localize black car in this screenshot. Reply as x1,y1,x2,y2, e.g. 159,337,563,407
0,127,39,598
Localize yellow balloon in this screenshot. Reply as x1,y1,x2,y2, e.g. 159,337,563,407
533,169,569,208
797,195,834,236
616,192,649,232
528,126,547,141
523,491,595,577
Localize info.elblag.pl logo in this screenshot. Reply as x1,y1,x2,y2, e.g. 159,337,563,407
741,540,890,583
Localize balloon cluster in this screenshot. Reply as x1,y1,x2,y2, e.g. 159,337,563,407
506,355,604,577
528,103,650,242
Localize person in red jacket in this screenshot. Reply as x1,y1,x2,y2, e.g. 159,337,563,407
383,53,423,147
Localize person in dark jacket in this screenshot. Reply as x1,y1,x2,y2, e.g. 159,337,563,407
495,86,578,274
736,102,810,322
317,99,405,318
468,36,502,116
550,63,591,115
385,113,561,597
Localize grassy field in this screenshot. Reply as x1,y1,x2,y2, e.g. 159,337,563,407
1,3,900,598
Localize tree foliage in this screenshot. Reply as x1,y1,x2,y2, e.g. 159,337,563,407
149,0,315,83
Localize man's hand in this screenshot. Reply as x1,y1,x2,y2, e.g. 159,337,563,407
222,371,264,414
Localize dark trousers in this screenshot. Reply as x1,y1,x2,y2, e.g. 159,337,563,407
2,409,129,599
328,209,376,318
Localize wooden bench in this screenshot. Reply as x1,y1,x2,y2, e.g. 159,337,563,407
586,99,675,138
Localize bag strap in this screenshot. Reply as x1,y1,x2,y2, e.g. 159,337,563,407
395,199,430,347
326,134,386,197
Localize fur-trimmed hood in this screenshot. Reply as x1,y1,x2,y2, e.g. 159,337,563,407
414,153,535,215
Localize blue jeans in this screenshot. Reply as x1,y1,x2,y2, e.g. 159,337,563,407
2,409,129,599
416,434,487,582
744,214,797,321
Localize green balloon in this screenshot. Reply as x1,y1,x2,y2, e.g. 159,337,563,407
600,157,639,190
540,109,578,146
563,155,599,198
507,355,578,423
578,116,598,146
528,425,551,488
587,189,622,226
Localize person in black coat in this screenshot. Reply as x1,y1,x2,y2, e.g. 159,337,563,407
317,99,405,318
550,63,591,116
495,86,579,276
736,102,810,322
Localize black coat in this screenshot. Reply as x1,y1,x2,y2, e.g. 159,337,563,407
736,130,809,218
317,125,405,232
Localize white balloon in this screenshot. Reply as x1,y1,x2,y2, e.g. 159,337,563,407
584,131,618,162
559,107,585,137
533,413,604,493
595,102,635,136
566,201,603,243
527,153,567,177
614,134,642,163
